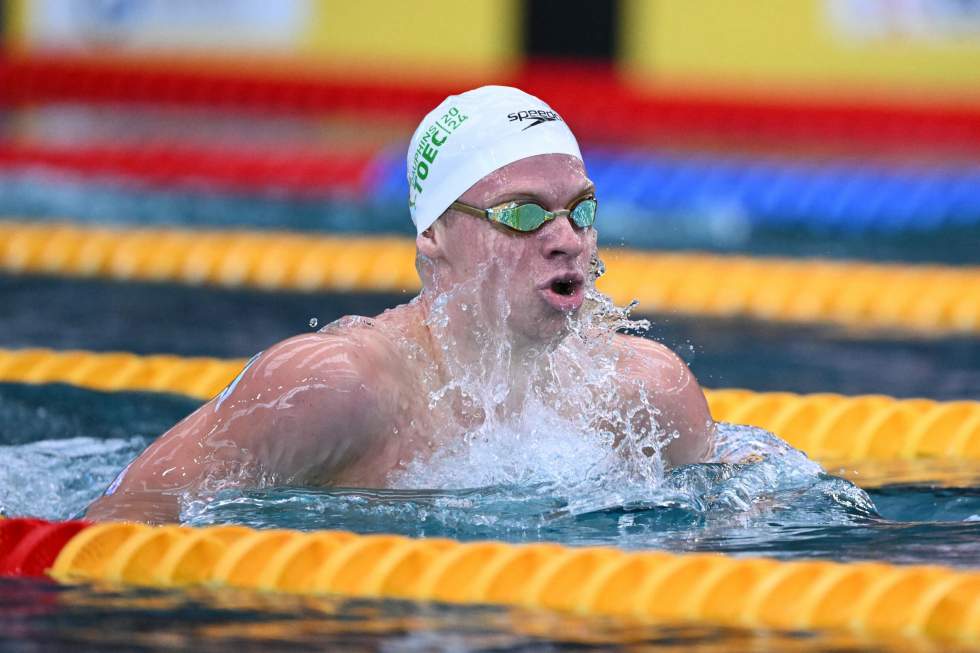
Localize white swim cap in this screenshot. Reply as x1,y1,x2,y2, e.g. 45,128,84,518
407,85,583,235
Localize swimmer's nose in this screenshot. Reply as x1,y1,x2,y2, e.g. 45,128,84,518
542,215,587,260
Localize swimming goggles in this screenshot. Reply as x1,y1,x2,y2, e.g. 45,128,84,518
450,195,597,232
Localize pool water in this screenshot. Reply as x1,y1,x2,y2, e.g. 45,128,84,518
2,276,979,650
2,382,979,569
0,84,980,653
2,277,979,569
2,107,978,651
4,275,979,399
1,390,977,653
2,402,979,653
2,577,932,653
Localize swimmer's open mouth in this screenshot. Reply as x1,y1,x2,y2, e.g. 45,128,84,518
540,273,585,311
551,279,577,296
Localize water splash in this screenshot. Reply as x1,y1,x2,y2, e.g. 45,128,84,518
316,249,882,545
1,246,876,539
0,435,149,519
183,423,882,558
384,252,675,498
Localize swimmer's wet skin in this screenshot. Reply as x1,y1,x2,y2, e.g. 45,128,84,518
86,86,715,523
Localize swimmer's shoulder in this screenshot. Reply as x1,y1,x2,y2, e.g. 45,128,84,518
255,315,411,389
612,332,714,464
611,332,694,391
201,322,405,487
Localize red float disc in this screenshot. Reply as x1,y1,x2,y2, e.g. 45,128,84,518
1,521,91,577
0,519,47,573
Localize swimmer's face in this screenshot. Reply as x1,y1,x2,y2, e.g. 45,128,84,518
420,153,597,343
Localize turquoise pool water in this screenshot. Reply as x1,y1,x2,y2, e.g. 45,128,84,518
2,382,979,568
2,276,978,650
1,278,978,563
2,382,979,651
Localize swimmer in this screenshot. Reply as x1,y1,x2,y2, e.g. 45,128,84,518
86,86,715,523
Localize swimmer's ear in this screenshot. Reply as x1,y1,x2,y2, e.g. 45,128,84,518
416,224,445,261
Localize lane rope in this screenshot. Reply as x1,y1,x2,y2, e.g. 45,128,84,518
0,143,376,197
1,519,975,645
372,150,980,233
1,347,977,463
4,55,980,149
5,144,977,233
2,221,978,333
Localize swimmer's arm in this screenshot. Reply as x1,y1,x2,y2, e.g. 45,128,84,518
620,336,715,466
85,334,392,523
656,360,715,466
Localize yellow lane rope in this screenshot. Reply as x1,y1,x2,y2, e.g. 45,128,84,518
49,522,980,644
2,347,977,463
2,221,978,333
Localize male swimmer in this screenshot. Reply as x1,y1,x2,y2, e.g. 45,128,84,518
87,86,714,523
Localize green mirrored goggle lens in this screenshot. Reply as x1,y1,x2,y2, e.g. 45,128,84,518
570,198,597,228
510,204,548,231
493,199,597,232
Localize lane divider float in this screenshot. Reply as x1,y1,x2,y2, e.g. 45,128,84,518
4,55,980,150
0,518,978,645
5,143,977,233
0,143,377,197
1,221,978,333
1,347,977,463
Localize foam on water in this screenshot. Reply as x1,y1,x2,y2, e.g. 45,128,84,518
4,389,980,564
0,435,149,519
179,251,882,548
6,418,980,565
377,253,676,500
0,251,875,549
181,422,878,542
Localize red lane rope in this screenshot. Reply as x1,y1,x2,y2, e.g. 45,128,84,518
3,56,980,149
0,519,91,577
0,143,377,196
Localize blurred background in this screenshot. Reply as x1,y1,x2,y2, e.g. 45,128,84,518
0,0,978,398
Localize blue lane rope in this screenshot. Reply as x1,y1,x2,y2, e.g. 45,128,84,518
371,149,980,234
2,148,978,236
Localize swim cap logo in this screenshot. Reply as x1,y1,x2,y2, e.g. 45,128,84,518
507,109,563,131
409,106,468,203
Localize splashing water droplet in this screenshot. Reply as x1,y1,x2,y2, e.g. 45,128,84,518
385,258,675,496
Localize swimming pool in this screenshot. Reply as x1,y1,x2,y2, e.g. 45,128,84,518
0,270,977,537
2,255,979,650
4,378,980,565
1,83,979,651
